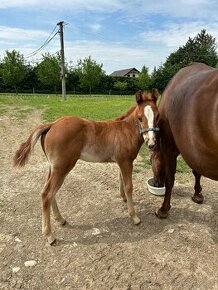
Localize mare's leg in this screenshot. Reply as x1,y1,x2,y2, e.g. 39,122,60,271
118,161,140,225
150,144,165,187
119,172,127,202
192,170,204,204
156,148,178,218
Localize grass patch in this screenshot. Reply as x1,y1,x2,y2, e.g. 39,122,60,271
0,94,135,121
176,156,191,173
0,107,7,116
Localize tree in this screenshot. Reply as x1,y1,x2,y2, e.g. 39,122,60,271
165,29,218,68
65,61,80,93
113,81,128,94
36,53,61,93
137,66,151,90
19,64,38,93
75,56,105,94
1,50,26,93
151,30,218,92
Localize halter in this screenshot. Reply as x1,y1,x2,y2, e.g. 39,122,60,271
136,119,160,136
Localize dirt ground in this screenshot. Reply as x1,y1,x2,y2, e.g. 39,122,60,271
0,111,217,290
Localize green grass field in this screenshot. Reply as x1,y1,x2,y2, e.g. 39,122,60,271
0,93,190,173
0,93,135,121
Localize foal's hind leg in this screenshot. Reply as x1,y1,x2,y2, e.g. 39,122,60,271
192,170,204,204
52,198,66,225
118,161,140,225
41,168,68,245
44,167,66,226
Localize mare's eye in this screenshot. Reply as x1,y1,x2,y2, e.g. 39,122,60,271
138,117,142,122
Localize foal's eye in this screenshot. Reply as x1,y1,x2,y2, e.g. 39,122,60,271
138,117,142,122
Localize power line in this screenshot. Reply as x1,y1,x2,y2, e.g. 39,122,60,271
25,32,58,58
24,25,59,59
29,51,60,64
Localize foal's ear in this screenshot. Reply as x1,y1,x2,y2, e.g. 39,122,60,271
135,90,144,104
150,88,159,104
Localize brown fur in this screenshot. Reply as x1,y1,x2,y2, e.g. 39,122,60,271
151,63,218,218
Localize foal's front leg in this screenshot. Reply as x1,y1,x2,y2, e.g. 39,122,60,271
118,161,140,225
119,172,127,202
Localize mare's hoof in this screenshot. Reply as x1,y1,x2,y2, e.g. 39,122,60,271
192,194,204,204
133,216,141,225
155,208,169,219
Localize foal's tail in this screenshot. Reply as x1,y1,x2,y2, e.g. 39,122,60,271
13,123,52,168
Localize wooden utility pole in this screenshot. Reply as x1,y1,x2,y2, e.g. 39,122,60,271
57,21,66,100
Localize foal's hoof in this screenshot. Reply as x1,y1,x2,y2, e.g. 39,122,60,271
61,219,67,226
49,239,57,246
121,195,127,202
155,208,169,219
133,216,141,225
55,218,67,226
47,235,57,246
192,194,204,204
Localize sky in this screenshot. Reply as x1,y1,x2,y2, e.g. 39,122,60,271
0,0,218,75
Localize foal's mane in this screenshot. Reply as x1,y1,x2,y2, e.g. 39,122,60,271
115,105,136,121
114,89,158,122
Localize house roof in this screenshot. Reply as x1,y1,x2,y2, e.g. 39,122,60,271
110,67,140,77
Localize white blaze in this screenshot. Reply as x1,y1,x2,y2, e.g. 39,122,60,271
144,105,155,145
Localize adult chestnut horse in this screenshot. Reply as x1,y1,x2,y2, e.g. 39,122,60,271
152,63,218,218
14,90,159,244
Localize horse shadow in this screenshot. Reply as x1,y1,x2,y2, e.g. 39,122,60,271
57,190,218,246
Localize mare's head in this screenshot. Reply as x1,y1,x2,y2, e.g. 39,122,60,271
135,89,159,149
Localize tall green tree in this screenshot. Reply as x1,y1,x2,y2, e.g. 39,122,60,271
165,29,218,67
151,30,218,92
138,66,151,90
1,50,26,93
76,56,105,94
36,53,61,93
19,63,38,93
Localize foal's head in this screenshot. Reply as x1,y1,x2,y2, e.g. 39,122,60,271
135,89,159,149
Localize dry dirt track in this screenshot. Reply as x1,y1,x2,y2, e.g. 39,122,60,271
0,111,218,290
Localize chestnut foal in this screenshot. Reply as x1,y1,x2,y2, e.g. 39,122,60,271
14,90,159,244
